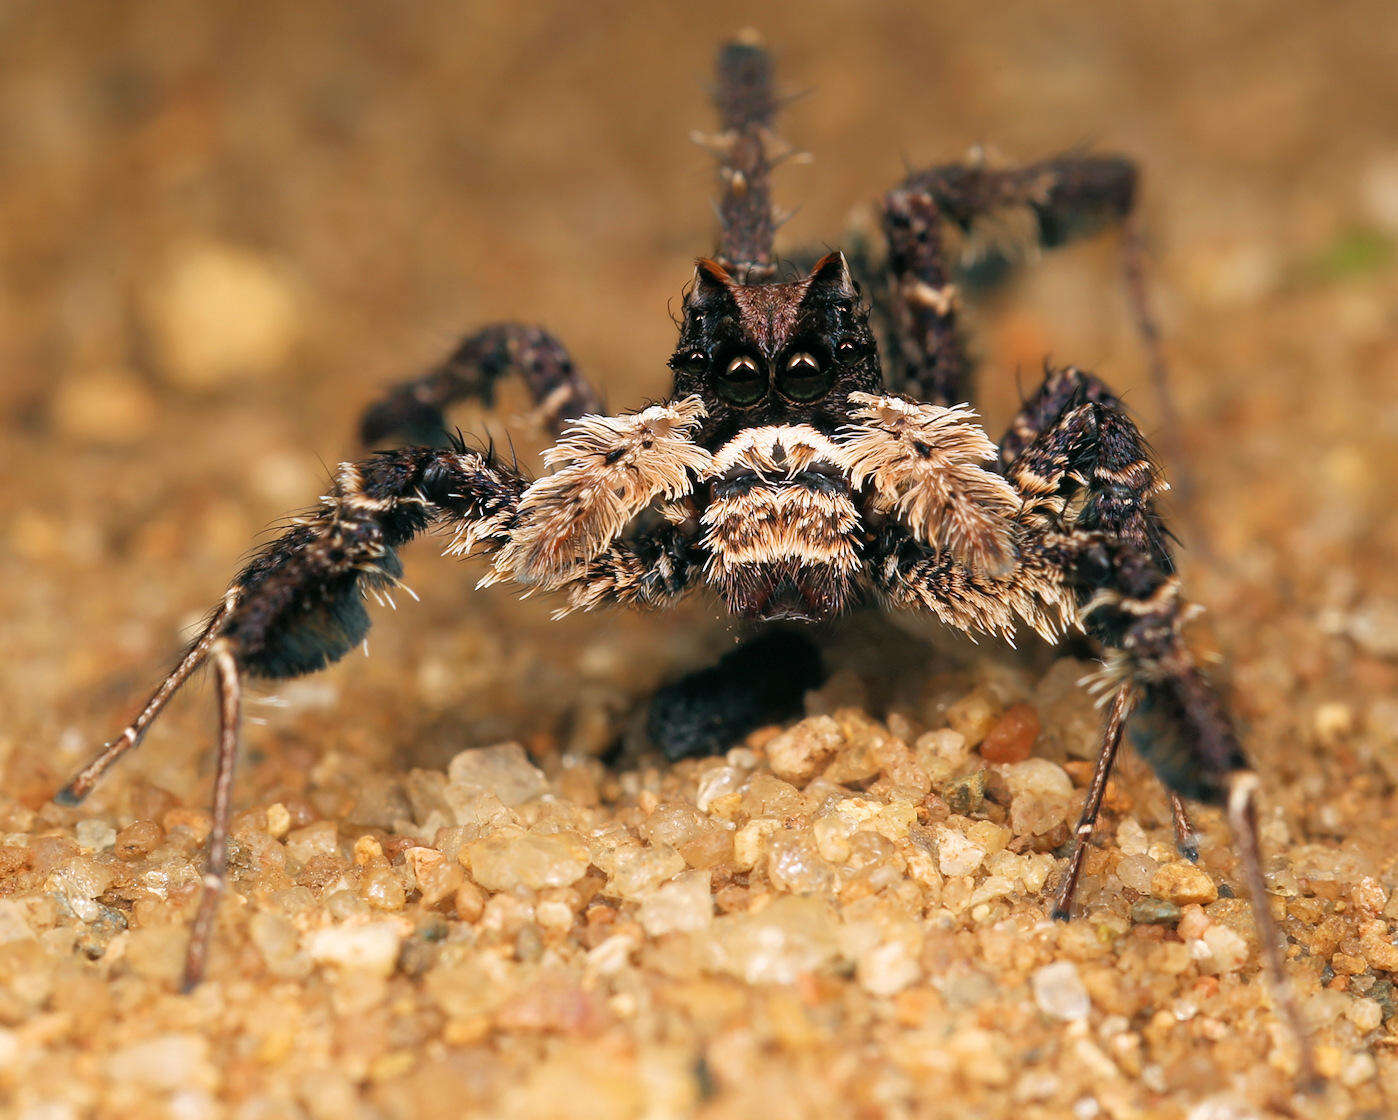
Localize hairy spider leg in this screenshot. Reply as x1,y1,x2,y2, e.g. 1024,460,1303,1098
182,640,240,992
360,323,605,448
61,399,719,986
1001,364,1198,862
880,155,1177,417
998,366,1314,1081
706,32,782,283
60,445,528,984
1052,684,1132,920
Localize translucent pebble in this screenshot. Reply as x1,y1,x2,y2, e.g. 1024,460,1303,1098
767,832,835,894
1000,758,1073,799
944,691,999,747
980,702,1040,763
916,728,970,768
695,766,743,813
285,821,339,864
466,830,590,891
306,920,405,975
249,912,310,978
360,868,407,911
1151,861,1218,906
935,826,986,877
857,940,921,997
447,743,548,806
706,896,839,984
605,845,685,900
1031,961,1090,1021
106,1033,215,1091
74,819,116,853
1115,817,1149,857
637,870,713,936
1200,924,1249,973
1346,996,1383,1033
764,716,843,784
1115,854,1160,895
638,803,732,869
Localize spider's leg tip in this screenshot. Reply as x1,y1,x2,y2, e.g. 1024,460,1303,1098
52,784,85,807
1049,904,1072,922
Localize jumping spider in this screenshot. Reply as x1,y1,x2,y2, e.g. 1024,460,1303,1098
61,35,1311,1074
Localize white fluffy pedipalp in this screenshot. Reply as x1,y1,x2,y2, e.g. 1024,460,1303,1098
839,392,1021,577
484,396,712,587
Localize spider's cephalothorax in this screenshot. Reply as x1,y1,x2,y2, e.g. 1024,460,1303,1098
59,35,1313,1076
668,253,882,620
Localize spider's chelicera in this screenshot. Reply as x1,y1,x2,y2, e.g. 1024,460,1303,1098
59,35,1312,1075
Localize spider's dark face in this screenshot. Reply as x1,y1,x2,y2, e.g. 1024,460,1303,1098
668,251,882,448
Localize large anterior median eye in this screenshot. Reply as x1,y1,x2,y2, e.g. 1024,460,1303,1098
777,350,834,402
716,354,768,406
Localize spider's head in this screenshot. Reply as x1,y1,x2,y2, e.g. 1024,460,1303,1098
668,251,881,446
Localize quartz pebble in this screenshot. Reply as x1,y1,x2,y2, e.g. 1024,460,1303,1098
1151,861,1219,906
764,716,843,784
1031,961,1091,1021
637,870,712,935
935,825,987,876
706,896,840,984
306,921,406,975
466,830,590,891
447,743,549,806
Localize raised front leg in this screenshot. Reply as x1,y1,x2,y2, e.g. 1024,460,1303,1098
359,323,605,447
880,154,1156,408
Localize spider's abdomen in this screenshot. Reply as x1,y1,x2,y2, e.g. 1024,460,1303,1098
701,425,863,621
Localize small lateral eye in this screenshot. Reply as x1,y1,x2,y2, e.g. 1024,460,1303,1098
716,354,767,406
685,350,706,366
778,350,834,402
836,339,858,356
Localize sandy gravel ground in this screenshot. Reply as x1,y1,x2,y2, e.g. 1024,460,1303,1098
3,2,1398,1117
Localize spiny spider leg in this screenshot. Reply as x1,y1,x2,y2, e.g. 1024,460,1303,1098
58,445,526,983
869,365,1311,1074
880,155,1174,412
182,640,240,993
1052,684,1132,919
1004,368,1311,1076
1001,364,1198,862
55,593,240,804
701,33,782,283
359,323,605,448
